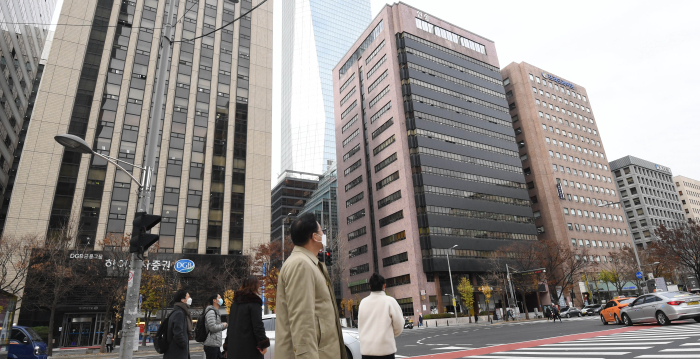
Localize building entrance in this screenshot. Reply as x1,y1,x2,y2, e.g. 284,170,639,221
60,313,107,347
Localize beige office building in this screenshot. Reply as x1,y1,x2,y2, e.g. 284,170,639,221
674,175,700,223
3,0,272,255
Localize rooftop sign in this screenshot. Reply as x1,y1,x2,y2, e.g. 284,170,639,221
542,72,575,90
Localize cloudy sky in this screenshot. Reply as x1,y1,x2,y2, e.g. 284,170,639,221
271,0,700,186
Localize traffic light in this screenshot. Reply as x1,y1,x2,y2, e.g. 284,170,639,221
129,211,162,253
325,250,332,266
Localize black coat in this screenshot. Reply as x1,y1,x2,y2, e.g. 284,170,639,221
226,292,270,359
164,305,191,359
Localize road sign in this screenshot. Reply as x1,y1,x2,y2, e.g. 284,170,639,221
636,271,643,279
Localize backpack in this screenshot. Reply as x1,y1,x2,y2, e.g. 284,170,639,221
153,311,172,354
194,308,215,343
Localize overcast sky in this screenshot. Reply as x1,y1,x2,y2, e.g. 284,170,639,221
271,0,700,186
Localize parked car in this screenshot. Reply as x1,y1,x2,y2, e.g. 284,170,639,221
599,297,636,325
8,326,47,359
560,306,582,318
261,314,362,359
620,292,700,326
582,304,602,316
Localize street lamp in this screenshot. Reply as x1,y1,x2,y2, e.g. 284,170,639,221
281,212,292,263
446,244,458,320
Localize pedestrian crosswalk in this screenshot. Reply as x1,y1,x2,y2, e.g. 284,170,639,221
464,323,700,359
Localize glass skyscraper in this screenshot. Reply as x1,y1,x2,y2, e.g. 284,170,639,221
280,0,371,175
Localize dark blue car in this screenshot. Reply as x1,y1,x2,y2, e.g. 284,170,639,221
8,326,47,359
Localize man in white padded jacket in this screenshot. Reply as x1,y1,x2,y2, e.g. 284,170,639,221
358,273,404,359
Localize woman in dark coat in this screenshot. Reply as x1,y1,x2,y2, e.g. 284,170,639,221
225,276,270,359
165,289,194,359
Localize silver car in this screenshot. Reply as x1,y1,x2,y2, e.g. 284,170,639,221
620,292,700,326
261,314,362,359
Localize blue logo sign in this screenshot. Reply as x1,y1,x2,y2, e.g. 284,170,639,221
636,271,643,279
174,259,195,273
542,72,575,90
556,183,565,199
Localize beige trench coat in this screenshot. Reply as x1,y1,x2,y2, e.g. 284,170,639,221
274,246,347,359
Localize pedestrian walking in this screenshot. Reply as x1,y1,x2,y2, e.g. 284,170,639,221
274,213,347,359
552,305,562,323
418,312,423,328
544,306,552,321
358,273,404,359
203,294,228,359
105,332,114,352
164,289,194,359
474,312,479,323
226,276,270,358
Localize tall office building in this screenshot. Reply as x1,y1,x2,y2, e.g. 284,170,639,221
270,170,318,248
674,175,700,222
333,3,536,317
0,0,58,231
501,63,635,277
4,0,273,255
280,0,371,174
609,156,685,248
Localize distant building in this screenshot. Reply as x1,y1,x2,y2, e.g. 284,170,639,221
674,175,700,223
270,170,319,248
609,156,686,248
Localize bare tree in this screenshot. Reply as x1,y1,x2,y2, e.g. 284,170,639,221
0,234,40,310
650,221,700,285
538,239,589,306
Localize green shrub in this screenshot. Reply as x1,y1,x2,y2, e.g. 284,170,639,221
31,327,50,342
422,313,454,319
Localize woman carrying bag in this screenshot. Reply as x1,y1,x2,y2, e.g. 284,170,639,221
225,276,270,358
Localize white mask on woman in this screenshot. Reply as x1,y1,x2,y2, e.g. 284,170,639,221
186,297,193,306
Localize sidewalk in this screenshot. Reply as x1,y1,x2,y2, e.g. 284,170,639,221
49,341,204,358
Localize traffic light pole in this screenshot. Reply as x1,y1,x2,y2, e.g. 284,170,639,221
118,0,175,357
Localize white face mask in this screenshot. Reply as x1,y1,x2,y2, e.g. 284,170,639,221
186,297,193,306
313,233,327,247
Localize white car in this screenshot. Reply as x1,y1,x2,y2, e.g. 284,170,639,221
261,314,362,359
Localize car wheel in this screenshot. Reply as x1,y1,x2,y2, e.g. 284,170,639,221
622,314,633,326
600,315,608,325
614,314,622,325
346,347,352,359
656,311,671,326
694,317,700,323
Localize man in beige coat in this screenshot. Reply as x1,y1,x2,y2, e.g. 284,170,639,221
275,213,347,359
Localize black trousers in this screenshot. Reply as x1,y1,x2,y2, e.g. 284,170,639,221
362,354,395,359
106,344,113,352
204,345,221,359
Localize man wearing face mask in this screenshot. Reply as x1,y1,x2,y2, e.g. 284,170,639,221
204,294,227,359
165,289,194,359
275,213,347,359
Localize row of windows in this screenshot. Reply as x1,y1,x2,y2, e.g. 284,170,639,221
417,163,526,190
386,274,411,288
349,263,370,276
349,244,368,258
550,161,612,184
540,112,598,136
379,210,404,227
365,39,386,65
370,101,391,123
421,226,537,241
344,159,362,177
368,70,388,94
345,175,363,192
402,47,501,85
406,62,505,100
372,117,393,140
421,248,520,259
369,85,390,108
572,238,626,250
407,78,509,114
411,128,518,158
409,95,511,128
377,190,401,209
532,86,588,112
343,144,360,162
377,171,399,191
401,32,498,72
624,195,683,212
342,129,359,147
545,137,602,160
373,135,395,156
547,145,605,162
415,17,487,55
421,205,534,224
529,73,587,102
413,111,515,143
536,105,595,128
382,251,408,267
567,222,627,236
341,100,357,119
565,207,624,222
367,54,387,78
348,226,367,241
381,230,406,247
616,166,673,183
417,185,531,206
339,72,355,93
339,86,356,106
340,21,384,77
575,254,621,263
415,146,523,174
347,208,366,225
534,96,591,119
346,192,364,208
375,152,397,173
342,114,358,134
623,185,680,204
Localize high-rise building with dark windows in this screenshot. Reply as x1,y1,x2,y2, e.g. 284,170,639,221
333,3,536,318
3,0,272,255
0,0,58,231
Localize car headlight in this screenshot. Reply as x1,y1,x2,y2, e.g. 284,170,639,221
34,346,40,355
346,332,360,341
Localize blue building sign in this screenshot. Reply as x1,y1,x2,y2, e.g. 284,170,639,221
542,72,575,90
174,259,195,273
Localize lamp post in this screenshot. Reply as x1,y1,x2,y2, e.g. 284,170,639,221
446,244,458,320
281,212,292,263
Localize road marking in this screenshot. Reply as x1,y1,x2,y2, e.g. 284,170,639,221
505,351,630,355
543,342,672,346
636,356,700,358
516,346,652,350
661,348,700,351
432,346,470,350
683,344,700,346
468,356,606,359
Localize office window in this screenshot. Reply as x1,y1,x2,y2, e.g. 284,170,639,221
379,210,404,227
